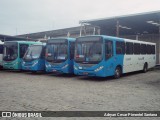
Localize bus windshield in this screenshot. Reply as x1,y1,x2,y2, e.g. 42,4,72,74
75,38,103,64
0,44,3,54
46,40,68,63
3,42,18,61
23,45,42,61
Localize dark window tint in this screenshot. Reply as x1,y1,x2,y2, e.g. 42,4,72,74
41,47,46,58
134,43,140,54
140,44,147,54
20,44,29,58
151,45,155,54
105,41,113,59
126,42,133,54
70,42,75,59
116,41,125,54
146,45,152,54
0,45,3,54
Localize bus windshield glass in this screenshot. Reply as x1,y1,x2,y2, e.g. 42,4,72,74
75,37,103,64
3,42,18,61
23,45,42,61
46,39,68,63
0,45,3,54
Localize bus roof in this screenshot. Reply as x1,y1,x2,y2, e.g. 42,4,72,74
77,35,123,41
30,42,46,46
124,38,156,45
48,37,76,42
4,41,40,44
77,35,156,45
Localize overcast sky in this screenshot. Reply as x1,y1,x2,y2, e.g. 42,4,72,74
0,0,160,36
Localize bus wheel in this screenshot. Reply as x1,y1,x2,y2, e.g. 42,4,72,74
114,66,121,79
143,63,148,73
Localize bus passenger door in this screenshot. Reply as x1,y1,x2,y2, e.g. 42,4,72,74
19,44,29,68
0,44,3,67
105,40,114,75
69,42,75,72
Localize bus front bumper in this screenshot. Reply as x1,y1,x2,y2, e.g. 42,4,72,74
22,65,38,71
74,69,106,77
45,64,70,74
22,62,38,71
3,63,19,70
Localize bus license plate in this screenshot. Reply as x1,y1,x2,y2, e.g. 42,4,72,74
83,72,88,75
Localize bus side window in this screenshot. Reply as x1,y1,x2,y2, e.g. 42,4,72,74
70,42,75,59
151,45,155,54
116,41,125,55
20,44,29,58
146,45,152,54
134,43,140,54
126,42,133,55
140,44,147,54
105,41,113,60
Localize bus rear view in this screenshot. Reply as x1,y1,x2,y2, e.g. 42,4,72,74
45,38,75,74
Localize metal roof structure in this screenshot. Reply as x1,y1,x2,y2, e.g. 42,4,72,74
80,11,160,36
0,34,36,42
17,25,99,40
18,26,81,39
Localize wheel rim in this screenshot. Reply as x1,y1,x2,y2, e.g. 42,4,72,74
144,65,147,72
115,68,120,78
144,67,147,72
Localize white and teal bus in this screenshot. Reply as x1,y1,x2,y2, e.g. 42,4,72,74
74,35,156,78
0,41,4,68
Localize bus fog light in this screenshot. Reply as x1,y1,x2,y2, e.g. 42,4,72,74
46,64,51,68
62,64,68,69
74,65,78,70
32,61,38,66
79,66,82,69
13,62,18,66
94,66,104,72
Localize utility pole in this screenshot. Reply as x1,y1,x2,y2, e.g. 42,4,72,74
80,23,82,37
116,20,119,37
159,19,160,64
93,27,96,35
97,28,100,35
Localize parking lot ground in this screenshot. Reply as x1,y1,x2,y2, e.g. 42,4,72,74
0,68,160,119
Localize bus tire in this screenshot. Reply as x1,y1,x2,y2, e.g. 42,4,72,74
143,63,148,73
114,66,121,79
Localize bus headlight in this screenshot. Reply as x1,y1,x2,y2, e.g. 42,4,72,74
22,61,25,65
62,64,68,69
32,61,38,66
94,66,104,72
74,65,78,70
13,62,18,66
